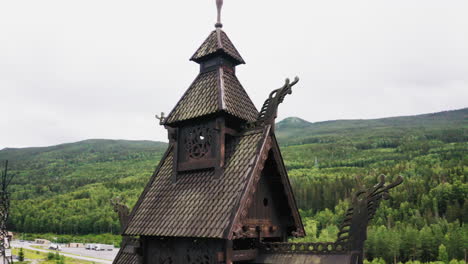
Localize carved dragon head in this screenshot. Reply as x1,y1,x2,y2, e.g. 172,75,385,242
336,175,403,251
246,77,299,130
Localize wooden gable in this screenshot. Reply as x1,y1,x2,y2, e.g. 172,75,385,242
243,151,301,239
228,130,304,240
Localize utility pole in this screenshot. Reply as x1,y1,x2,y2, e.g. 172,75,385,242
0,161,13,264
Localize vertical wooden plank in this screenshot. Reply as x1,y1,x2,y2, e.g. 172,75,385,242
215,117,225,179
225,239,233,264
139,237,146,264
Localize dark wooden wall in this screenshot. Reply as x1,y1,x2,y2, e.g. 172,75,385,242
143,237,223,264
244,153,293,240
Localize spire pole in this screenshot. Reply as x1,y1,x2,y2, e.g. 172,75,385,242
215,0,223,28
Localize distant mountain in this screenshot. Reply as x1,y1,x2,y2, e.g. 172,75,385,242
276,117,312,129
276,107,468,146
0,139,167,160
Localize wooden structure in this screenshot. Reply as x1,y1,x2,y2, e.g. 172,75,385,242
0,161,13,264
113,2,402,263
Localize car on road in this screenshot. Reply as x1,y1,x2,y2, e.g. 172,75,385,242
85,243,95,250
49,244,62,251
94,244,114,251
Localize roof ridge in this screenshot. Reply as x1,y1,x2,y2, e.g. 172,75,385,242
216,28,223,50
218,67,226,110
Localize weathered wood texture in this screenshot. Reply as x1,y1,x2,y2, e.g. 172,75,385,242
256,253,356,264
143,237,223,264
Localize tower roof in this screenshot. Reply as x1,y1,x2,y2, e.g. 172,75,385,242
190,29,245,65
165,67,258,125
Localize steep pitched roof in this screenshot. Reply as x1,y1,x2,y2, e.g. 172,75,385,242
191,29,245,64
124,128,267,238
123,126,304,239
165,68,258,124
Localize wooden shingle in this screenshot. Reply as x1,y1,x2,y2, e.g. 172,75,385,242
190,29,245,64
123,128,267,238
165,68,258,124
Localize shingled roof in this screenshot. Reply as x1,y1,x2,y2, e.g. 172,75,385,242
124,127,267,238
191,29,245,64
113,248,137,264
165,67,258,124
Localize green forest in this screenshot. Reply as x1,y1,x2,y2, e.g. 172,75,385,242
1,108,467,263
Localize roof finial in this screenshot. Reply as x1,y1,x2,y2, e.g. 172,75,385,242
215,0,223,28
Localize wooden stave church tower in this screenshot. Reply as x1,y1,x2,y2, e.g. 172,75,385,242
113,7,305,264
113,2,403,264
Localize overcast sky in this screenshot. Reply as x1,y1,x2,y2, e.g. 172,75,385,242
1,0,467,149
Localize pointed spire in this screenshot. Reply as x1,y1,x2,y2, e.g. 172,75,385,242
189,0,245,65
215,0,223,28
190,30,245,65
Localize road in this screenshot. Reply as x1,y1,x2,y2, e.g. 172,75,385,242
11,241,115,264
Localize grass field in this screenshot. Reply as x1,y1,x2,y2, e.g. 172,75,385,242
12,247,94,264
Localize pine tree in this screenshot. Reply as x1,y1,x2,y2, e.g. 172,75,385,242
18,247,24,261
438,244,449,264
386,229,400,264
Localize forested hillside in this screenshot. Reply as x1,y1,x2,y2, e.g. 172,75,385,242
2,108,467,263
277,109,467,263
1,140,167,234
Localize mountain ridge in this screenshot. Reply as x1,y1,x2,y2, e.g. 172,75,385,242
278,107,468,127
2,107,466,152
0,138,167,152
275,107,467,146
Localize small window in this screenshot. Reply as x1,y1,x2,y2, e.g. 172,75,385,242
263,198,269,207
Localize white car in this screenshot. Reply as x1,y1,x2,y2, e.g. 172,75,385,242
49,244,62,251
85,244,95,250
93,244,114,251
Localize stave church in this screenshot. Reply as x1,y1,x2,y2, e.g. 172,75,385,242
113,1,402,263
